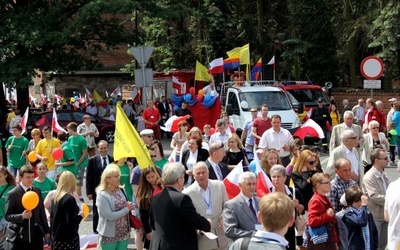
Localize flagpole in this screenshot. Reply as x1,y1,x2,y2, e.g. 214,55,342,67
273,63,276,82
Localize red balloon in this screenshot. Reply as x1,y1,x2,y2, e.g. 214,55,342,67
189,87,195,95
209,127,216,135
196,95,204,102
52,148,64,161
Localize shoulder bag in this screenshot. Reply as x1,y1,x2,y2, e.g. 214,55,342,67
120,188,143,229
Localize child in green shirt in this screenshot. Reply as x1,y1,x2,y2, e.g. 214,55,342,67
33,162,57,199
388,122,397,164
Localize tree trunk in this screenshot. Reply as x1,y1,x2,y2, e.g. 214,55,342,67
344,0,357,88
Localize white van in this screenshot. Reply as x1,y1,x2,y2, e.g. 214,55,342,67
225,86,301,132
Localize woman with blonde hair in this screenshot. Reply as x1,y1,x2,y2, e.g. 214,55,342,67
260,150,281,177
96,165,134,250
222,133,249,170
50,171,82,249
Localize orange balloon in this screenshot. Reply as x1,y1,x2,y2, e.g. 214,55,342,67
22,191,39,210
28,151,37,162
82,203,89,220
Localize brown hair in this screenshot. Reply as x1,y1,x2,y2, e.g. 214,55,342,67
259,192,293,231
261,150,281,174
345,185,363,206
311,172,331,188
293,150,317,173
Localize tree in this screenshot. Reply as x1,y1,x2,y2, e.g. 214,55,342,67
0,0,136,112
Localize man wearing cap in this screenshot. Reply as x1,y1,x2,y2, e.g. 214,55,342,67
205,142,229,181
352,98,365,126
387,98,397,130
310,98,331,152
140,129,154,147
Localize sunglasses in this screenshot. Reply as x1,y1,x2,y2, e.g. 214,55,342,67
308,161,316,165
347,136,358,140
371,126,379,129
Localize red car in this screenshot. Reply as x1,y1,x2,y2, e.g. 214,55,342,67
27,109,115,143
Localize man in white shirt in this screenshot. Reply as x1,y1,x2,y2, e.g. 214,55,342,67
209,119,231,146
258,114,293,166
384,162,400,250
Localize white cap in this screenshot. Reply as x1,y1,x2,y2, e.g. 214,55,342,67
140,129,154,136
388,98,397,102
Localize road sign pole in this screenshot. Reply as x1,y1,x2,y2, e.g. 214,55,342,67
141,47,147,107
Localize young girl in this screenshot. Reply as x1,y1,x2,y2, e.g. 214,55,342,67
170,121,189,162
343,185,378,250
114,158,134,202
136,167,162,249
33,162,57,199
0,166,16,236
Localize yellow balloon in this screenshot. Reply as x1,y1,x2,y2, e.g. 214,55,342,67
28,151,37,162
82,203,89,220
22,191,39,210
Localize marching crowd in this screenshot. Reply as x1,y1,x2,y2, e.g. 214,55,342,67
1,94,400,250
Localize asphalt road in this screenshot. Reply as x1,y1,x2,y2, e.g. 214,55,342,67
78,139,400,249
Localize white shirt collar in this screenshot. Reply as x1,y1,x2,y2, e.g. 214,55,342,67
253,230,289,246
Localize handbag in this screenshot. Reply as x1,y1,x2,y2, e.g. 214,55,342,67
120,188,143,229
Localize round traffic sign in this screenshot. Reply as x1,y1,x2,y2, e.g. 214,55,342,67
360,56,384,80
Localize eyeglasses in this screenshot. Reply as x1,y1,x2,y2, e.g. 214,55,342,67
308,161,315,165
320,181,331,185
371,126,379,129
378,157,388,160
347,136,358,140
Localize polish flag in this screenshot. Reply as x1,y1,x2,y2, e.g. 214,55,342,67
267,56,275,65
52,108,66,133
209,57,224,74
130,88,138,99
254,149,273,197
161,115,191,132
85,87,93,102
172,76,184,94
293,118,325,139
110,86,121,99
223,161,244,199
20,107,29,134
54,94,63,104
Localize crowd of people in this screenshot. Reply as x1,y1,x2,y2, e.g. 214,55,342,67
1,94,400,250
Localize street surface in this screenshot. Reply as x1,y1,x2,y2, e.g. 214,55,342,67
78,138,400,249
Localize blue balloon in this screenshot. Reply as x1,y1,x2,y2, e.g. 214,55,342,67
204,94,212,102
174,105,179,112
184,94,192,102
74,95,79,100
112,99,117,105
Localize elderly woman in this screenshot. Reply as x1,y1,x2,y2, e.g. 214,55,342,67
222,133,249,170
179,127,210,159
96,165,134,250
306,173,339,250
362,120,388,173
270,164,304,250
181,137,209,185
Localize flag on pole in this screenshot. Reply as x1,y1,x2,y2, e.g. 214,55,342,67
223,161,244,199
85,87,93,102
52,108,66,133
20,107,29,134
267,56,275,67
172,76,185,94
253,149,273,197
226,47,241,59
224,57,240,69
209,57,224,74
195,61,212,81
114,104,153,168
131,88,138,99
93,90,104,102
251,57,262,81
110,86,122,99
240,43,250,65
292,119,325,139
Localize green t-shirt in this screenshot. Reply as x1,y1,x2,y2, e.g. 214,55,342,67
59,143,78,176
388,129,398,146
68,135,88,168
155,158,168,171
0,184,14,221
119,164,133,202
33,177,57,199
5,136,29,168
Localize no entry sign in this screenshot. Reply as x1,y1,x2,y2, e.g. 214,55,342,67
360,56,384,80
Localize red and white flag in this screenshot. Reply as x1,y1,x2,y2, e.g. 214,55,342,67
209,57,224,74
254,149,273,197
110,86,121,99
161,115,191,132
267,56,275,65
54,94,63,104
20,107,29,134
172,76,184,94
40,94,47,104
293,118,325,139
223,161,244,199
130,88,138,99
85,87,93,102
52,108,66,133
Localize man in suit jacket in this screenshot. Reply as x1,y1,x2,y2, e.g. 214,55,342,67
362,148,390,250
150,162,211,250
223,172,260,240
340,99,352,123
326,130,363,183
329,110,363,152
5,166,50,249
183,162,229,250
206,142,229,181
86,140,114,233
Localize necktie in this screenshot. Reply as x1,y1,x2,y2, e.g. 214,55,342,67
103,157,107,169
249,198,257,219
215,164,223,180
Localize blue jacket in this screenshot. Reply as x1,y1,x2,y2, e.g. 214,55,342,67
343,205,378,250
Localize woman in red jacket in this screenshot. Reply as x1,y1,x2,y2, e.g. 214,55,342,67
307,173,339,250
363,98,383,133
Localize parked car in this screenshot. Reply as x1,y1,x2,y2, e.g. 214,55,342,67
26,110,115,143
